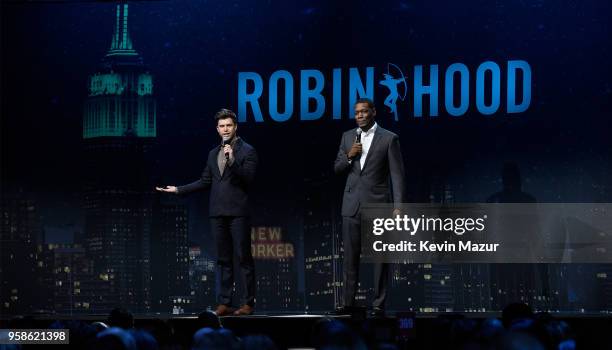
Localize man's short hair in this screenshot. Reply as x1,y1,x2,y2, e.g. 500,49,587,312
214,109,237,124
355,98,375,109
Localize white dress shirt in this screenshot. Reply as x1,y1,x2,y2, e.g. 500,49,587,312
359,122,377,170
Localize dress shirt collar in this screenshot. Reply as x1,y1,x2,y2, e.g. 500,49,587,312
359,122,378,137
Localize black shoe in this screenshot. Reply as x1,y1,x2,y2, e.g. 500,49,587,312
369,307,385,318
328,306,351,315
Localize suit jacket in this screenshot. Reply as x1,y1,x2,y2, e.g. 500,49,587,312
178,138,258,217
334,126,406,217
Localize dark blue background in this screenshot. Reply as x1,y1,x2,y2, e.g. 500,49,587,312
2,0,611,264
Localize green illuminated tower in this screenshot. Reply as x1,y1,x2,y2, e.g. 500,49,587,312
83,2,156,139
82,2,156,313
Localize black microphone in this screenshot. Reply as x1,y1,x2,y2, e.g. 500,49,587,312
222,137,231,160
355,129,362,144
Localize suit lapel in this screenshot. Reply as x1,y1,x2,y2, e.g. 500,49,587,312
233,138,243,158
361,127,382,172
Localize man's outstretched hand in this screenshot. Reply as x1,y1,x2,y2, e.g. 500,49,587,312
156,186,178,194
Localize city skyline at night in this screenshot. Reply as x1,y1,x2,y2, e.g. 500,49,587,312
2,0,612,316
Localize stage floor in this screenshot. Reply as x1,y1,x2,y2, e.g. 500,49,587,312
2,312,612,349
4,310,611,320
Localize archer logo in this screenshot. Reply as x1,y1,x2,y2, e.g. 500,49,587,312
379,63,408,121
236,60,531,122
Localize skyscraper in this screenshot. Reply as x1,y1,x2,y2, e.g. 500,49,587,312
423,180,456,312
50,244,96,315
389,263,423,312
252,226,300,312
0,191,41,315
303,177,343,312
83,3,156,139
150,196,190,312
82,3,156,313
188,246,216,312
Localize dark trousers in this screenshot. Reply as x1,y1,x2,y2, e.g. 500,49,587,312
210,216,255,307
342,214,389,308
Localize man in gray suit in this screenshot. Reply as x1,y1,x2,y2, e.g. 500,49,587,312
334,98,406,317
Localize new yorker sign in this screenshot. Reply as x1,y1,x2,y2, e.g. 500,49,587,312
251,227,295,260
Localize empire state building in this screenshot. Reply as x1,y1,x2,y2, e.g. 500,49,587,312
82,2,155,313
84,3,155,138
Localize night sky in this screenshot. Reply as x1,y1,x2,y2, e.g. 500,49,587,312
2,0,612,241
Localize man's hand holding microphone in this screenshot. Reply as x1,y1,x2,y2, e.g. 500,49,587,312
348,129,362,161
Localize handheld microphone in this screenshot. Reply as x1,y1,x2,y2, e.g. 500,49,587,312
222,136,231,160
355,129,362,144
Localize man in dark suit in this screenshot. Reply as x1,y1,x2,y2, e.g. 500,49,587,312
334,98,406,317
156,109,257,316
